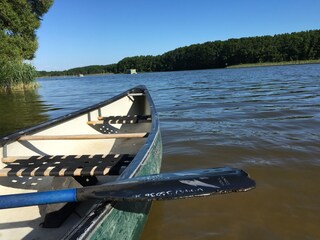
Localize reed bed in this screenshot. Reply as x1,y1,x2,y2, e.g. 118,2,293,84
228,59,320,68
0,61,38,92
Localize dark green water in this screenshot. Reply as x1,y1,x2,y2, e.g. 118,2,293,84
0,91,49,135
1,64,319,239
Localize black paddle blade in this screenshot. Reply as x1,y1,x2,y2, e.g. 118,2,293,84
78,167,255,201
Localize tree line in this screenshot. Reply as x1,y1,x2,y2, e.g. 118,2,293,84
0,0,53,90
38,64,118,77
39,29,320,76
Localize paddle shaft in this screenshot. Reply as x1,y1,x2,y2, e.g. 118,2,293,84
0,189,77,209
0,167,255,209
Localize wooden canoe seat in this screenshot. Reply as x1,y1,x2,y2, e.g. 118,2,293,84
0,154,134,177
18,133,147,141
88,115,151,125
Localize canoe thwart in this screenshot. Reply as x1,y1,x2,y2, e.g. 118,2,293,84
18,133,148,141
0,154,134,177
94,115,152,124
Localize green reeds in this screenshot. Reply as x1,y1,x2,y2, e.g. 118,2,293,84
0,61,38,92
227,59,320,68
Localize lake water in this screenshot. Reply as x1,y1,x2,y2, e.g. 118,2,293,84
1,64,320,239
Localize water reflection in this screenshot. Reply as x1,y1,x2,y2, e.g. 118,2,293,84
0,90,49,136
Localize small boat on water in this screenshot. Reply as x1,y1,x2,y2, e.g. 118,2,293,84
0,86,162,239
127,69,137,74
0,85,255,240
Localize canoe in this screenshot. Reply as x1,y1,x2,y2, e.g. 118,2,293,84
0,85,162,240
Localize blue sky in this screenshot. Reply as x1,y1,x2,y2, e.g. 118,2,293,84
33,0,320,71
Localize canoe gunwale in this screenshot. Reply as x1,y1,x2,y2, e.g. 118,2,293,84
59,85,161,239
69,130,161,240
118,86,160,180
0,85,149,147
0,85,162,240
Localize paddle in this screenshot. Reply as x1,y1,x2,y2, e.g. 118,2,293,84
0,167,255,209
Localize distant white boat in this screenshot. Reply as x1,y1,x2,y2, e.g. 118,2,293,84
128,69,137,74
79,74,84,77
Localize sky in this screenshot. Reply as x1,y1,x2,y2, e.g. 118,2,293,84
33,0,320,71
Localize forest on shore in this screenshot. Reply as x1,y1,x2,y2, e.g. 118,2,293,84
38,29,320,77
1,0,53,90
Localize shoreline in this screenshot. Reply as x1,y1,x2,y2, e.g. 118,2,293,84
227,59,320,69
0,82,39,93
37,72,114,79
36,60,320,78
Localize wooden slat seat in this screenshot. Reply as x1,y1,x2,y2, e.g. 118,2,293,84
0,154,134,177
88,115,152,125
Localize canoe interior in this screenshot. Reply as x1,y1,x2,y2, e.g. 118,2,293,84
0,87,162,240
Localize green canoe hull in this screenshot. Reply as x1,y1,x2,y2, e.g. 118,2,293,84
86,132,162,240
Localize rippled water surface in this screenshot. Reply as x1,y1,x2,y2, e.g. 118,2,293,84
1,64,320,239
